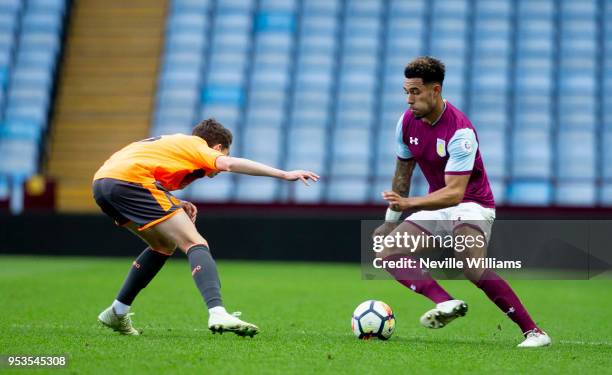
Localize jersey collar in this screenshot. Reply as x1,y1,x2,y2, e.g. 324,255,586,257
430,99,447,127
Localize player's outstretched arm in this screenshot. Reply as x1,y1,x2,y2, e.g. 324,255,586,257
215,156,319,185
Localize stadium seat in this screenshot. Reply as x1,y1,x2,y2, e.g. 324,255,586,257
488,178,506,205
242,126,282,162
146,0,607,207
507,181,553,206
189,172,234,202
374,128,396,179
556,182,597,206
478,129,506,179
511,129,552,179
0,135,38,176
557,130,596,179
327,177,369,203
235,176,279,202
599,183,612,206
292,179,324,203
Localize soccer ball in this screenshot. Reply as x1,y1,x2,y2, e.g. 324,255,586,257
351,300,395,340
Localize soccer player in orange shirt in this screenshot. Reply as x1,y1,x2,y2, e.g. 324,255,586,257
94,119,318,337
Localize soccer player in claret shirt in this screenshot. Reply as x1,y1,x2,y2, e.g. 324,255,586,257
93,119,318,337
374,56,551,348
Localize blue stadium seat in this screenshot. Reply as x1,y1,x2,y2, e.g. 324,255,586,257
292,179,324,203
29,0,65,13
0,0,22,12
0,174,8,200
171,0,211,12
330,127,370,179
556,182,597,206
602,131,612,179
202,85,245,106
189,172,234,202
288,127,326,157
0,134,38,176
302,0,340,15
286,153,325,177
245,105,285,128
235,176,279,202
242,126,282,161
600,183,612,206
514,95,553,130
290,108,328,130
389,0,425,13
327,177,369,203
488,178,506,205
200,104,241,129
374,128,396,179
507,181,553,206
557,130,596,179
511,129,552,179
478,129,506,179
469,98,508,130
217,0,254,12
255,12,295,33
21,12,62,33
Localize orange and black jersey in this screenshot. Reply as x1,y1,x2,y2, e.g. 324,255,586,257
93,134,224,191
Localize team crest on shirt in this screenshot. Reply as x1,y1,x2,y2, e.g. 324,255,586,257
436,138,446,157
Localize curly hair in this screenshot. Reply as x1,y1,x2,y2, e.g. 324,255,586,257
404,56,445,85
192,118,233,149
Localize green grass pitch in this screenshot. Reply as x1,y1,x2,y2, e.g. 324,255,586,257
1,256,611,374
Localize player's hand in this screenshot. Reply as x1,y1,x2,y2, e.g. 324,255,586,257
181,201,198,223
284,170,320,186
381,191,412,210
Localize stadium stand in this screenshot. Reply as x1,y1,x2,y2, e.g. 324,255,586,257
0,0,66,206
46,0,166,212
151,0,605,206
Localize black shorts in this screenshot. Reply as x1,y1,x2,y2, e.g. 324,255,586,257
93,178,182,230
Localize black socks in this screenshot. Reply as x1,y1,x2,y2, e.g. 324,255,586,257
116,247,169,305
187,244,223,309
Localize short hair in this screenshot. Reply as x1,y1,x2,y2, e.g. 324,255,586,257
404,56,445,85
192,118,233,149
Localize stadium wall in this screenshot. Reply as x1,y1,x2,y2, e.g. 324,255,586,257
2,205,612,261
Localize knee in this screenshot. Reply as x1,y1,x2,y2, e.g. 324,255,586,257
463,267,485,284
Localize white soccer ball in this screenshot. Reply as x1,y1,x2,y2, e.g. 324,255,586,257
351,300,395,340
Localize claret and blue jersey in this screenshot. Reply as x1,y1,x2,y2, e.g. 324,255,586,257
395,100,495,209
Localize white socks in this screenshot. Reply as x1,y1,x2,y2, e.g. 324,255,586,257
112,299,131,316
208,306,227,315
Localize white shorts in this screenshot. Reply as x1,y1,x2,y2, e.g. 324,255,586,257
405,202,496,242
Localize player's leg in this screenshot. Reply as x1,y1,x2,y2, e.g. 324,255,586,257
97,224,177,335
377,214,467,329
107,223,177,316
378,219,455,305
148,210,258,336
452,204,551,347
93,179,178,335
